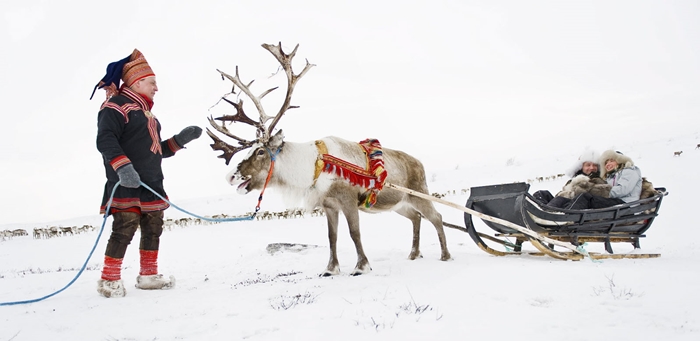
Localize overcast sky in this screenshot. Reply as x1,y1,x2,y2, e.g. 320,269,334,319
1,0,698,225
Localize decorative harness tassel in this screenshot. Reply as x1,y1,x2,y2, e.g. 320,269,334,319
313,139,387,208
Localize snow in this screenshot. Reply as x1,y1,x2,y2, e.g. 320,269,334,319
1,1,699,339
1,131,698,340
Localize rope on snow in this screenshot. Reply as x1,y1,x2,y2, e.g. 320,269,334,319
1,181,256,306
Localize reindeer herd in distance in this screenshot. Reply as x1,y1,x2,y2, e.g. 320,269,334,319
0,208,327,242
1,224,97,242
164,207,326,228
674,143,700,157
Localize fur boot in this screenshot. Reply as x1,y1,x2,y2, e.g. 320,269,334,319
135,274,176,290
97,279,126,298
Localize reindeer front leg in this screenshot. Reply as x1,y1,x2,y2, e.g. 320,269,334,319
322,206,341,276
342,206,371,276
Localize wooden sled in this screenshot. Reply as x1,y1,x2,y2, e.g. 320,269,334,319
461,182,668,260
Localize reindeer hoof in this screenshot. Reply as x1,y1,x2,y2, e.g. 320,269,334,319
320,266,340,277
440,252,452,261
320,263,340,277
350,266,371,276
408,251,423,260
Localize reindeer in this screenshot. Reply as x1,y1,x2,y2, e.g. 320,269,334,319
674,151,683,157
206,42,451,276
310,207,325,217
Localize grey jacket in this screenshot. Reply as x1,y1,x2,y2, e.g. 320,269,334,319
606,165,642,202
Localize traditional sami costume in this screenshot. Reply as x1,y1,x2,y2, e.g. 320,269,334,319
91,49,186,294
93,49,184,215
96,86,184,214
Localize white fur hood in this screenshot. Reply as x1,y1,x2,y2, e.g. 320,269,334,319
599,150,635,178
565,149,600,178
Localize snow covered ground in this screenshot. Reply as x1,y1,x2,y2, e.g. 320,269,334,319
2,1,698,339
1,131,697,341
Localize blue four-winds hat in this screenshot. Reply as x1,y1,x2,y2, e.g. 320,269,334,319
89,54,131,100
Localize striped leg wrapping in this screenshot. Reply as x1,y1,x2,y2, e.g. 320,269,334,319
139,249,159,276
101,256,123,281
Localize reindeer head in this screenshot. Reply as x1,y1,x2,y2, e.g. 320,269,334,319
226,129,285,194
208,42,314,192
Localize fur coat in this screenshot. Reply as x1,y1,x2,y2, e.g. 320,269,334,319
556,174,657,201
556,174,611,199
599,150,642,203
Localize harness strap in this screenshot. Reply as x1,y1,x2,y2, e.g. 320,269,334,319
312,140,372,185
312,140,328,187
255,147,281,213
311,139,387,208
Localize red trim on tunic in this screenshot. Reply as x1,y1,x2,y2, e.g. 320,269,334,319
167,137,182,153
100,197,169,215
145,111,162,155
137,92,154,110
120,87,161,155
121,87,152,111
110,206,141,215
110,155,132,171
100,102,141,123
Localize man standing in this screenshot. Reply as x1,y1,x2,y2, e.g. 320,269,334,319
91,49,202,298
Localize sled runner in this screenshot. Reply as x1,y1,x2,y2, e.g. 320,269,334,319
461,182,668,260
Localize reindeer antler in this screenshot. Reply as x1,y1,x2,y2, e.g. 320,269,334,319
208,42,315,163
217,97,266,132
206,126,256,165
217,66,278,129
261,42,316,137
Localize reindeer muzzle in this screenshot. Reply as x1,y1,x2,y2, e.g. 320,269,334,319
227,171,252,194
236,178,252,194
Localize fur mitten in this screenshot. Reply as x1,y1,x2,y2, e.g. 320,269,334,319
116,164,141,188
557,175,589,198
174,126,203,147
556,175,610,198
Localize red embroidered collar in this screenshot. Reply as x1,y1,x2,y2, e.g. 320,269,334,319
120,86,154,111
119,86,161,155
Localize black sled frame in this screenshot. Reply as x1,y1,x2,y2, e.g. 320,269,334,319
460,182,668,260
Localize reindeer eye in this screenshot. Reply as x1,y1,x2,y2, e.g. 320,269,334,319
256,149,265,156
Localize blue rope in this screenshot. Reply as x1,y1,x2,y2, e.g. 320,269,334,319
138,182,255,223
1,180,256,306
0,182,120,306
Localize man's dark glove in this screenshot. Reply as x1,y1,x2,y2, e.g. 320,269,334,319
174,126,203,147
116,164,141,188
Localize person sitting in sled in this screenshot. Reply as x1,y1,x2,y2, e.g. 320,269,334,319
562,150,642,210
533,149,608,208
91,49,202,298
